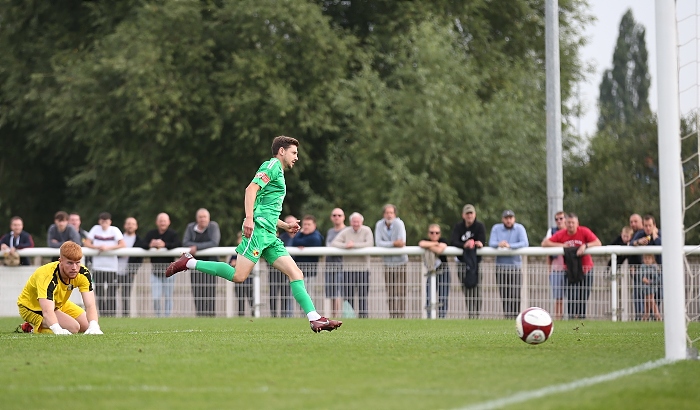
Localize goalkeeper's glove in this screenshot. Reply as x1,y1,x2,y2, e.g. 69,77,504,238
49,323,72,335
83,320,103,335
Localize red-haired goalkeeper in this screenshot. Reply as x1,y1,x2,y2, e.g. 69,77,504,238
16,241,103,335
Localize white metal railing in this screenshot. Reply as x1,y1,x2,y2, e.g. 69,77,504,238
8,244,700,257
3,246,699,321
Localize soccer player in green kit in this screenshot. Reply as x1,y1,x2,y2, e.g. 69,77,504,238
166,136,342,332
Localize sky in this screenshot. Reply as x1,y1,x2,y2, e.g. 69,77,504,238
576,0,657,136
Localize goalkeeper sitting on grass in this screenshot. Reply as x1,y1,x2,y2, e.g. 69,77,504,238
16,241,103,335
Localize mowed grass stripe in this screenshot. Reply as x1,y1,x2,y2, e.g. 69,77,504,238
0,318,698,410
457,358,674,410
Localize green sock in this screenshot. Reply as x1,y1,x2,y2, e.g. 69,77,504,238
194,260,235,282
290,279,316,314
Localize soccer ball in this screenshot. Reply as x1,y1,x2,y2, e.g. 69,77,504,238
515,307,553,344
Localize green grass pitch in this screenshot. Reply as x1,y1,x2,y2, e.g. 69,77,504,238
1,317,699,410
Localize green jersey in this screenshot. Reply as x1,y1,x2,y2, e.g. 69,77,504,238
250,158,286,233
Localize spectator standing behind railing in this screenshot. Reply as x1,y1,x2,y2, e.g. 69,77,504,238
542,213,601,320
325,208,346,318
419,224,450,319
83,212,125,317
625,213,645,321
450,204,486,319
639,253,662,321
629,214,662,321
489,210,529,319
47,211,81,262
607,225,634,269
629,213,644,237
291,215,324,279
117,217,143,317
69,212,91,266
140,212,181,317
331,212,374,319
375,204,409,319
182,208,221,317
0,216,35,266
543,210,567,320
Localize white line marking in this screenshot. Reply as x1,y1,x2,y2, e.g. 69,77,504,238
126,329,202,335
456,358,676,410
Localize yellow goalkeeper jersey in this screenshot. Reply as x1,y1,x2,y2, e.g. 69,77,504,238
17,261,93,312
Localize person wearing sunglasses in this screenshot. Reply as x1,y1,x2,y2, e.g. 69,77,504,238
419,224,450,318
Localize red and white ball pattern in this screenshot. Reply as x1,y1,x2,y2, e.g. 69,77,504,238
516,307,553,344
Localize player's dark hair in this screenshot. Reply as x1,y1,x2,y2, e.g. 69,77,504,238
98,212,112,221
271,136,299,156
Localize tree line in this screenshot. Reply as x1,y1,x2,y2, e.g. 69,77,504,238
0,1,696,246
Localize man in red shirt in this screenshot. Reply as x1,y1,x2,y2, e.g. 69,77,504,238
542,213,601,319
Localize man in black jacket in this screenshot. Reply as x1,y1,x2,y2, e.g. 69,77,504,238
1,216,35,266
450,204,486,318
141,213,181,317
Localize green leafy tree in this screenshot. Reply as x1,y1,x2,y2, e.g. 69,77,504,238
597,9,651,131
0,0,591,245
567,9,658,243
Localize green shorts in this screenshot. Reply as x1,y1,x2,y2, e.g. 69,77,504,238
235,225,289,266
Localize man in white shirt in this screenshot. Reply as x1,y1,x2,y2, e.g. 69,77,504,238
84,212,125,317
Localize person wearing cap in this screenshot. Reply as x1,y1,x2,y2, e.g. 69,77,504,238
450,204,486,318
16,241,103,334
488,209,529,319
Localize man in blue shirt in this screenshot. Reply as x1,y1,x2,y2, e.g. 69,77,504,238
488,210,529,318
291,215,324,279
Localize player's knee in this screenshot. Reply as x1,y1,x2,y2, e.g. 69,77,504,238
64,319,81,334
287,266,304,281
